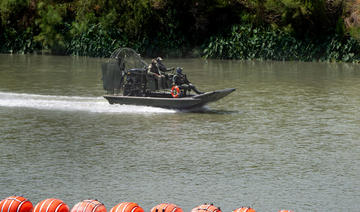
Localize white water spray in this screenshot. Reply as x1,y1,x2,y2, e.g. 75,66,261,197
0,92,175,114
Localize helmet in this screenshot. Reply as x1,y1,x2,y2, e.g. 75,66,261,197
156,57,163,61
176,67,182,74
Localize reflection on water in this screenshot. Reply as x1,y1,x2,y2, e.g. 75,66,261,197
0,54,360,211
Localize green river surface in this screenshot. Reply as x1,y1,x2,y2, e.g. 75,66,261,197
0,54,359,211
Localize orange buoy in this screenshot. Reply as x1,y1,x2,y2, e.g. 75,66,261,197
109,202,143,212
0,196,33,212
151,203,183,212
171,86,180,98
278,210,294,212
33,199,69,212
233,207,256,212
191,204,221,212
71,200,106,212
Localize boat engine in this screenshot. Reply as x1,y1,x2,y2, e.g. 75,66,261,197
123,68,147,96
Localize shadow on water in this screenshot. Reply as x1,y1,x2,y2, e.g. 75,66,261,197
178,106,241,114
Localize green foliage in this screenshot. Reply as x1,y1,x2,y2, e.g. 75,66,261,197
203,24,360,62
0,0,29,25
0,0,37,53
65,23,128,57
0,0,359,62
348,27,360,40
0,27,35,53
34,2,68,53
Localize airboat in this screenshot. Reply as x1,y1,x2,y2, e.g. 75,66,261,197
101,48,235,109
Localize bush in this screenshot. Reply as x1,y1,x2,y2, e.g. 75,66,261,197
0,27,35,53
65,24,128,57
1,0,359,62
202,24,360,62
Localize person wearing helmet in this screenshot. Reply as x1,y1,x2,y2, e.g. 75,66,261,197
156,57,167,72
172,67,203,95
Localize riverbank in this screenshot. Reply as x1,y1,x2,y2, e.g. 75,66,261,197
2,25,360,63
1,0,360,62
203,25,360,63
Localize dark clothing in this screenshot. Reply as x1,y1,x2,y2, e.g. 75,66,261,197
148,60,164,90
148,61,160,75
172,73,190,85
172,73,203,94
179,84,203,95
156,60,167,72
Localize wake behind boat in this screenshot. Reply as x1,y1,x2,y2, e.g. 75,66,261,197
101,48,235,109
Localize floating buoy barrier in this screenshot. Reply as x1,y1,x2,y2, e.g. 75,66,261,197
233,207,256,212
109,202,143,212
0,196,297,212
33,199,69,212
71,200,106,212
0,196,33,212
151,203,183,212
191,204,221,212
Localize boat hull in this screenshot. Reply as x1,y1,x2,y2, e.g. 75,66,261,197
103,88,235,109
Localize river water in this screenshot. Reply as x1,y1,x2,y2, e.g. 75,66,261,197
0,54,359,211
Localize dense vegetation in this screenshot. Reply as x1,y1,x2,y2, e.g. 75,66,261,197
1,0,360,62
203,24,360,62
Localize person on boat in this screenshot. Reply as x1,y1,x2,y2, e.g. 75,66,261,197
156,57,167,72
148,59,160,75
148,58,165,89
172,67,203,95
